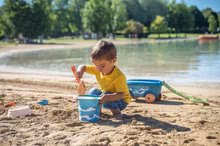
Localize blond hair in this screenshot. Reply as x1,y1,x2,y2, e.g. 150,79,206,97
90,40,117,60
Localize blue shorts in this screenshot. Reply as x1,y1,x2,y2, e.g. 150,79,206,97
88,88,127,111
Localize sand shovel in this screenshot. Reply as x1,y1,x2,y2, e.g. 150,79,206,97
71,66,86,95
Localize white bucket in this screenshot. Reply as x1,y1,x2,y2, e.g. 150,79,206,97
8,105,31,118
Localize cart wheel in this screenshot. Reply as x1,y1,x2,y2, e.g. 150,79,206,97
145,93,155,103
156,93,162,101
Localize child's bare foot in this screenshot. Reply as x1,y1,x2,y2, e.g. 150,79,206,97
110,109,124,120
100,113,110,119
112,113,123,120
112,114,129,120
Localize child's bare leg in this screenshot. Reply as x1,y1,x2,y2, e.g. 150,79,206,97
110,108,121,115
99,107,111,119
99,106,102,114
110,109,122,119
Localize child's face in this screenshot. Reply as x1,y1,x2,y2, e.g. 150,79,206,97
92,58,116,75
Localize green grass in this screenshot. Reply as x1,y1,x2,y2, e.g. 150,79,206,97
1,33,216,46
45,36,133,44
44,37,97,44
0,41,16,47
148,33,201,39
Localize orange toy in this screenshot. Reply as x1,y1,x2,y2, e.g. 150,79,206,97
5,101,16,107
71,66,86,95
71,66,81,83
145,93,155,103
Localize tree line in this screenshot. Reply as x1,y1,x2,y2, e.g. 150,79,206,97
0,0,220,43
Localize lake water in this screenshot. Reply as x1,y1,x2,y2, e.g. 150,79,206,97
0,39,220,83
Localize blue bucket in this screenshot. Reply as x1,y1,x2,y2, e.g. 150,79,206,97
77,95,100,122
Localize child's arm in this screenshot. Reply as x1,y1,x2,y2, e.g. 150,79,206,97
100,92,124,104
76,64,86,79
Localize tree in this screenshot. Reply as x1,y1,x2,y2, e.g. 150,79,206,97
0,0,25,39
0,5,15,38
189,6,206,32
68,0,87,34
218,14,220,31
109,0,127,33
208,15,217,33
167,3,194,33
0,9,5,38
138,0,168,26
50,0,72,37
28,0,51,41
124,19,144,34
150,15,168,38
122,0,145,25
82,0,110,34
123,0,168,27
0,0,51,42
203,8,219,32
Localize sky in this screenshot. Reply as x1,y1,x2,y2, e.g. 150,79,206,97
0,0,220,12
175,0,220,12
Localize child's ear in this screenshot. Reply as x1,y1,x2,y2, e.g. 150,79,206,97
112,57,117,63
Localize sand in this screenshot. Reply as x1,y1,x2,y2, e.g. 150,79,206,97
0,40,220,146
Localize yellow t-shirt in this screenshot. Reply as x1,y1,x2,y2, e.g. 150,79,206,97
86,65,131,104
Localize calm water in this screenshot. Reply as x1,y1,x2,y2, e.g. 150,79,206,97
0,39,220,83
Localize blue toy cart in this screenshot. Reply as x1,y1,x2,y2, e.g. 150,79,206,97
127,79,163,103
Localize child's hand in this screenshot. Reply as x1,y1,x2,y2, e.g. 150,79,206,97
76,80,86,95
76,70,84,79
100,94,110,104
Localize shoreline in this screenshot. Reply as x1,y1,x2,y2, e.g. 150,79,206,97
0,37,197,53
0,38,220,146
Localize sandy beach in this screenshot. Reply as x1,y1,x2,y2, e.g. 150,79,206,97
0,40,220,146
